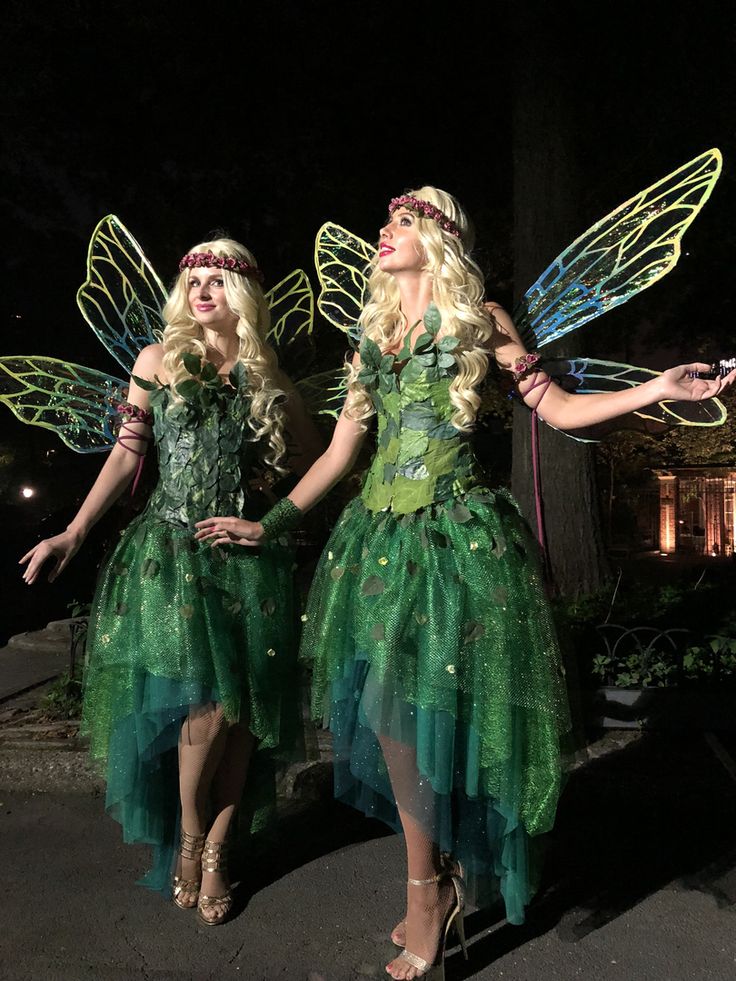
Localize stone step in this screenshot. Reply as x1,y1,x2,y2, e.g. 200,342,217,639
0,619,83,702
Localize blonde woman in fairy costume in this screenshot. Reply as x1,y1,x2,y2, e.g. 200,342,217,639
22,238,320,926
196,190,731,975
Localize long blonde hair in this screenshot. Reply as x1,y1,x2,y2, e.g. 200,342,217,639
161,237,287,470
346,186,495,431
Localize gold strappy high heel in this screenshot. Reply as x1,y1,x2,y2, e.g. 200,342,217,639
391,856,464,949
388,870,468,980
172,829,206,910
197,839,233,926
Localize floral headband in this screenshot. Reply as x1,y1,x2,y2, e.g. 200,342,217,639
388,195,461,238
179,250,264,282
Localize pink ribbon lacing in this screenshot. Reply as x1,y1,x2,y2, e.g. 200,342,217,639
115,404,153,495
518,373,553,562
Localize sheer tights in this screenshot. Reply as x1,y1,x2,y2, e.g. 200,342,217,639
175,702,255,921
379,734,455,981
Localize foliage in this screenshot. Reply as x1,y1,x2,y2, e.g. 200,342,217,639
597,393,736,482
590,623,736,689
41,669,83,720
555,570,736,689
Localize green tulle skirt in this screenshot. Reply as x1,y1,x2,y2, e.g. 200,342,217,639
80,513,300,892
301,489,570,924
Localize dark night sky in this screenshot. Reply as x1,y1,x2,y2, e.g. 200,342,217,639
1,0,734,640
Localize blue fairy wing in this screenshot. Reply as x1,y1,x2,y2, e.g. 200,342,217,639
515,149,722,348
0,356,127,452
76,214,168,373
315,223,376,343
541,357,727,441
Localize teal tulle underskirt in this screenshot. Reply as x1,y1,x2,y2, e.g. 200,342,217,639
301,490,571,924
80,513,300,892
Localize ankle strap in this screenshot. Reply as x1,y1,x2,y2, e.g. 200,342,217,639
179,829,206,860
407,873,442,886
201,839,229,874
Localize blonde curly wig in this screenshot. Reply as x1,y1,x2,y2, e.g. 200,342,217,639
161,237,287,471
345,186,498,431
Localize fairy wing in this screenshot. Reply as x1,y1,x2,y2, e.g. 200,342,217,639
515,149,722,349
265,268,314,346
542,357,727,432
0,356,126,452
76,214,168,373
264,268,317,382
314,222,375,343
294,368,347,420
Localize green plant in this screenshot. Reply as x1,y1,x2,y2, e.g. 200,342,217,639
683,630,736,682
41,670,83,720
590,626,685,688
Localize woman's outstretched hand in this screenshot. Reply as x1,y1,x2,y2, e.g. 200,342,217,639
194,516,264,548
659,363,736,401
20,529,84,585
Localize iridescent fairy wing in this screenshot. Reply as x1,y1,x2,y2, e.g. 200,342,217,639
515,149,722,348
541,357,727,439
0,356,126,452
314,222,376,343
76,214,167,373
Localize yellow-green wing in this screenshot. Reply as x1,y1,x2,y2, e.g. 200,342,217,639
315,222,375,342
516,149,723,348
0,356,126,452
295,368,347,419
77,214,167,373
265,268,314,346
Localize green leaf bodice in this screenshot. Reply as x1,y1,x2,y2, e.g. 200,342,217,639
143,372,256,528
359,305,482,515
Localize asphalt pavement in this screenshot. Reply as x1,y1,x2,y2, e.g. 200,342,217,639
2,727,736,981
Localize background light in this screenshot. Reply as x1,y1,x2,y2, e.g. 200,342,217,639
21,486,35,499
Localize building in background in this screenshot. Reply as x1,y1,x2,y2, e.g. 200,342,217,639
654,468,736,557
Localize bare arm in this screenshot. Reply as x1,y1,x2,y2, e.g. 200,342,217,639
490,305,734,431
283,404,367,512
20,344,163,583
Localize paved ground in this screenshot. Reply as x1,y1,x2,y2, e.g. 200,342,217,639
2,634,735,979
0,620,73,702
2,727,736,981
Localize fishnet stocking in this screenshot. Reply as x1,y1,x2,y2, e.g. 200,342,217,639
174,702,255,919
380,734,455,980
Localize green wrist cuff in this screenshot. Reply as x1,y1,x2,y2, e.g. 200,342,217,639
260,498,303,541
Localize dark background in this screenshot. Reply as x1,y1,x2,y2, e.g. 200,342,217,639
1,1,734,643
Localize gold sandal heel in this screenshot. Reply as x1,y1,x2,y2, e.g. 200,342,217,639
390,868,467,980
172,829,206,910
197,839,233,927
391,855,465,949
448,869,468,961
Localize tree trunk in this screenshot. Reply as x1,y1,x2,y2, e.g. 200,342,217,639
510,7,609,596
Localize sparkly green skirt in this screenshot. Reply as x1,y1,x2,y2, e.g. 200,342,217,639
80,512,299,893
301,489,570,924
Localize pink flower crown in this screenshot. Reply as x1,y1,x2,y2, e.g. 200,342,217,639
388,195,461,238
179,250,264,282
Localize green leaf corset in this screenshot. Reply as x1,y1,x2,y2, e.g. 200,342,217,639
359,305,483,515
141,366,257,528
